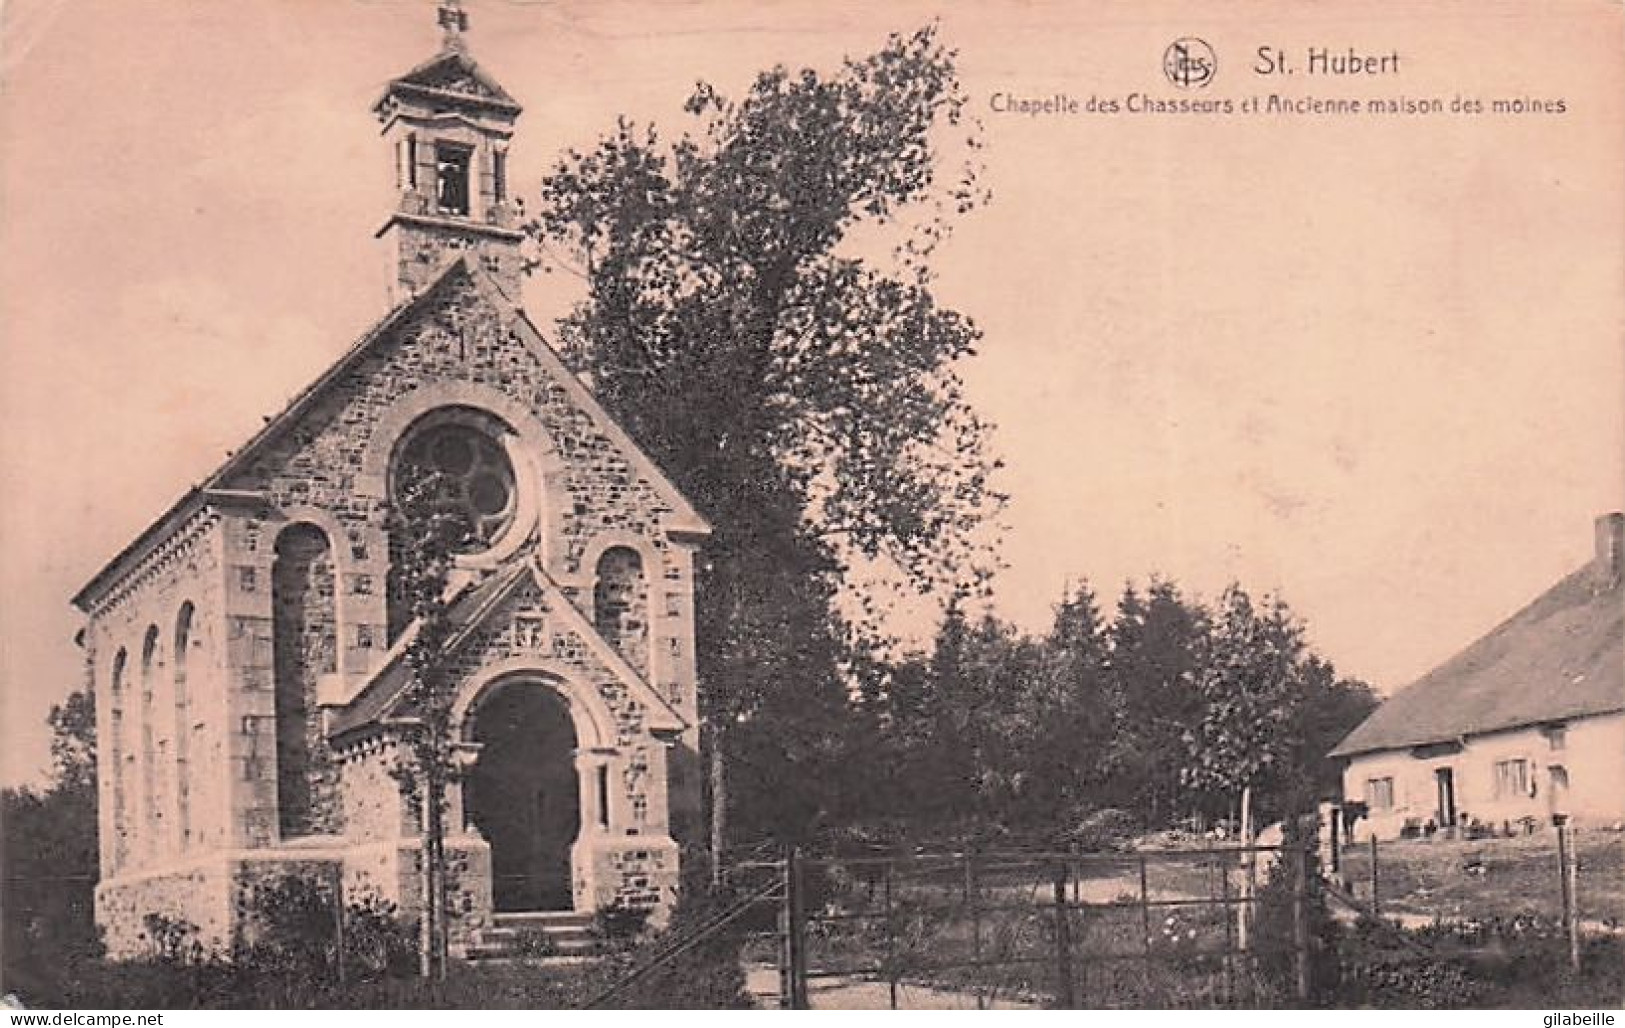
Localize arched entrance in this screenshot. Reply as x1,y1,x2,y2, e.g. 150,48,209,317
464,681,580,911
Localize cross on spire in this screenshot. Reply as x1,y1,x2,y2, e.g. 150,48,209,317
438,0,469,52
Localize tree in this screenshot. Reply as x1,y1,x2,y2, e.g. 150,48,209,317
529,24,1003,854
384,465,465,979
1289,660,1378,806
3,689,102,993
1104,580,1207,823
47,688,98,799
1179,585,1305,823
1016,584,1114,830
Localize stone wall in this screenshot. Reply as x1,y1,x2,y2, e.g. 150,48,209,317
84,512,228,881
95,858,233,959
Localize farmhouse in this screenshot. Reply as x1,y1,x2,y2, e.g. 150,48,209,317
72,5,708,957
1331,513,1625,841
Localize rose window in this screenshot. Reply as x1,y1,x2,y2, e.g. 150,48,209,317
394,423,517,553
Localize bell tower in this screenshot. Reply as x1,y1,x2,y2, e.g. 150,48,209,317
374,1,524,300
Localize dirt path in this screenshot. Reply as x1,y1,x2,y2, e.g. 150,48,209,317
742,963,1041,1010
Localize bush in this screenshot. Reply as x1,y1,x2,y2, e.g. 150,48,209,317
591,901,652,952
1064,808,1140,852
1250,830,1339,1002
574,884,754,1009
1329,917,1482,1008
237,874,417,980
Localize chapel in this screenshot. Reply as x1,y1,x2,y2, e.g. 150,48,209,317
73,2,708,958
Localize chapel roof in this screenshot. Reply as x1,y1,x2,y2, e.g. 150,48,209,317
371,1,521,120
326,555,689,745
372,48,522,120
73,255,710,612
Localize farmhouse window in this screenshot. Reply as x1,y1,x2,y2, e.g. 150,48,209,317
1365,776,1395,811
1494,758,1530,798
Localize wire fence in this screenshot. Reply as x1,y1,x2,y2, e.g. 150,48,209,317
723,842,1315,1009
1330,820,1624,930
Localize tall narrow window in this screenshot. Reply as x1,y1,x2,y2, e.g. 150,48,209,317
109,648,129,870
435,143,472,215
492,148,508,205
594,547,647,671
172,603,194,852
406,134,418,189
273,525,336,838
139,627,160,861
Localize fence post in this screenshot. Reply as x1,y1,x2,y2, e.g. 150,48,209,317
883,861,898,1010
330,861,346,985
1052,862,1076,1008
778,848,792,1009
779,847,809,1009
1368,834,1380,919
966,850,985,1010
1292,845,1311,1004
1556,816,1580,973
1139,853,1152,957
788,847,808,1009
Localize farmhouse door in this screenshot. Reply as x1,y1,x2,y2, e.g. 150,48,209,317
1434,767,1457,827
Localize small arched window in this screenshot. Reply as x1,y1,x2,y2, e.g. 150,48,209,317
109,647,129,870
273,524,336,839
594,547,647,671
173,603,195,852
139,626,161,860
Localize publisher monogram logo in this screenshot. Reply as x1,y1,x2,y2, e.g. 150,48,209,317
1163,38,1217,89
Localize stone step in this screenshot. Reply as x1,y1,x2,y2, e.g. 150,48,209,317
492,910,595,930
465,910,602,961
475,925,595,946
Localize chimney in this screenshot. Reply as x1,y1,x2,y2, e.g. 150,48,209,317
1595,512,1624,590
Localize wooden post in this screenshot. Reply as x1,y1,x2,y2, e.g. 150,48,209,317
788,847,808,1010
1238,786,1252,953
778,848,794,1009
708,731,728,892
1328,805,1342,883
966,850,985,1010
1556,817,1580,972
1368,834,1380,919
1292,846,1311,1003
331,862,347,985
883,861,898,1010
1052,863,1076,1008
1139,853,1152,956
1221,849,1235,1005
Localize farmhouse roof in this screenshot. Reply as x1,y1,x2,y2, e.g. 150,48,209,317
1330,514,1625,758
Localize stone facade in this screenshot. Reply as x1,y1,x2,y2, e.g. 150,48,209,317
73,23,708,960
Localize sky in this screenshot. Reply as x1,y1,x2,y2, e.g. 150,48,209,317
1,0,1621,786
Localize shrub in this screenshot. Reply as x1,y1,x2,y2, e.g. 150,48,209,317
591,901,652,951
237,874,416,981
576,889,754,1009
1064,809,1140,852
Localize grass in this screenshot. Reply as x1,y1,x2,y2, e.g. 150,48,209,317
764,843,1625,1009
1336,827,1625,924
